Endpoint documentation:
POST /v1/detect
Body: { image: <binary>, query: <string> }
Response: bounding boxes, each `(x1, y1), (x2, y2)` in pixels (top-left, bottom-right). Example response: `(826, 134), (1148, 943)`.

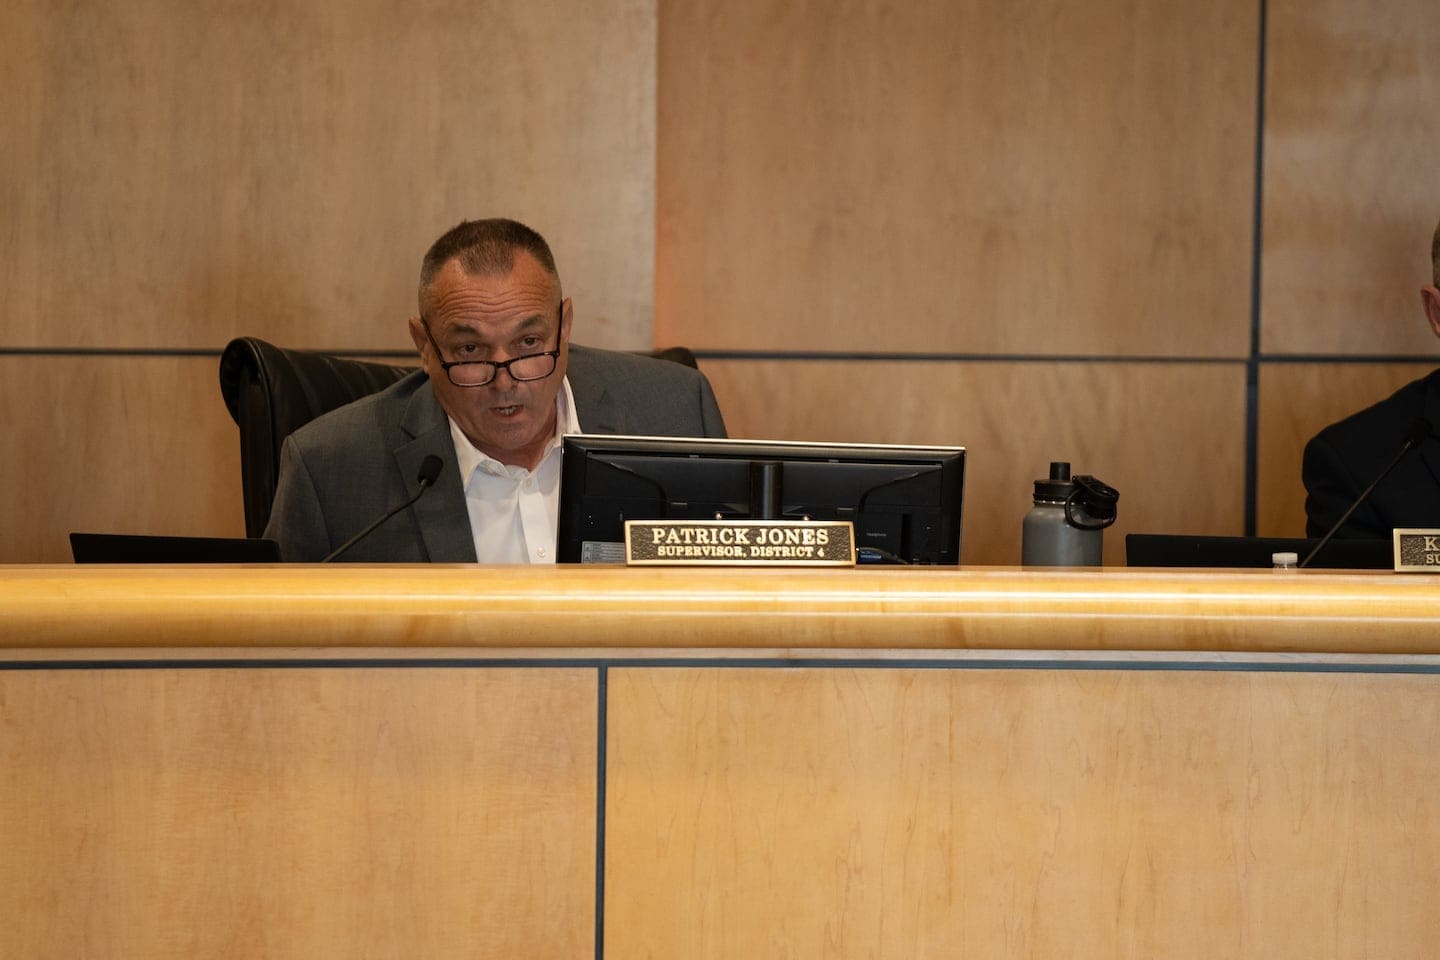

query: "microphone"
(1299, 417), (1432, 568)
(321, 455), (444, 562)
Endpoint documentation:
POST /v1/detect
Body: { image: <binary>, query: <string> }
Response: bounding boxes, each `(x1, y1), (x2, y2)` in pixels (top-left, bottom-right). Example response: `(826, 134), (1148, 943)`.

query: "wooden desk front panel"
(7, 568), (1440, 958)
(606, 666), (1440, 960)
(0, 666), (597, 960)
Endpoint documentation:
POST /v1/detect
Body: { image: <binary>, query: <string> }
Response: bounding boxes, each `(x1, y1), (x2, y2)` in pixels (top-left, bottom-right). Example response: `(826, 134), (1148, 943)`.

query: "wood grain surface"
(1262, 0), (1440, 356)
(0, 667), (597, 959)
(607, 666), (1440, 959)
(657, 0), (1258, 357)
(3, 0), (657, 352)
(6, 565), (1440, 654)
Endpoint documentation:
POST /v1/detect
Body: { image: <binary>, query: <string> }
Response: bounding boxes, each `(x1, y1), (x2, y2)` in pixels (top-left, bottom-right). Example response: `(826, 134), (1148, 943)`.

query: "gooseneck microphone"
(1299, 418), (1432, 568)
(321, 455), (445, 562)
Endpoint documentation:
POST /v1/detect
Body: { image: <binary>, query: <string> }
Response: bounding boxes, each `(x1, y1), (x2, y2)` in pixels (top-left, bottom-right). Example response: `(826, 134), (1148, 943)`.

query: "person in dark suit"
(1302, 218), (1440, 538)
(265, 218), (727, 561)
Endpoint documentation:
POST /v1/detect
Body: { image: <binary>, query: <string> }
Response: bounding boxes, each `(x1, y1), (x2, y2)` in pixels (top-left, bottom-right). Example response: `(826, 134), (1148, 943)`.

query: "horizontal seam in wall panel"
(6, 658), (1438, 675)
(1258, 354), (1440, 364)
(691, 351), (1248, 364)
(0, 347), (418, 359)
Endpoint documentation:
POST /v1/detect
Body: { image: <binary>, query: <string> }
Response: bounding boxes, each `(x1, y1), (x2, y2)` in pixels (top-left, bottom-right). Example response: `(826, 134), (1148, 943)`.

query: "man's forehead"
(424, 254), (559, 314)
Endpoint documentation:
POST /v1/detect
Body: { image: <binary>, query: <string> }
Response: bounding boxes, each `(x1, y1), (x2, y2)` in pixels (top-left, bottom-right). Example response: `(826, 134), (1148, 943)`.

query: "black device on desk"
(1125, 533), (1392, 570)
(557, 435), (966, 565)
(70, 532), (283, 564)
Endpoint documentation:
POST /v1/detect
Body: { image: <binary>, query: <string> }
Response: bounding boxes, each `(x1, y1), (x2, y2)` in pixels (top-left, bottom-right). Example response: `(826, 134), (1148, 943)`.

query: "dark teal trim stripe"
(595, 666), (608, 960)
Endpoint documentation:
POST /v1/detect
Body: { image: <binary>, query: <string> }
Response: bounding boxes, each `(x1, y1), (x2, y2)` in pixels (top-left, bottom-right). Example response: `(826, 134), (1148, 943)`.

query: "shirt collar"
(450, 376), (581, 484)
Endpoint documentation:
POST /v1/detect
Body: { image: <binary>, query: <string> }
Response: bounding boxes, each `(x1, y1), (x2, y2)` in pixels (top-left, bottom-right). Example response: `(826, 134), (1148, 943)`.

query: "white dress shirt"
(448, 378), (581, 563)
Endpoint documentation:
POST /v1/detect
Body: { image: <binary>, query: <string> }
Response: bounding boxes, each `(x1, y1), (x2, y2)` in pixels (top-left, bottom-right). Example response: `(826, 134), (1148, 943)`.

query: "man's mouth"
(493, 404), (523, 417)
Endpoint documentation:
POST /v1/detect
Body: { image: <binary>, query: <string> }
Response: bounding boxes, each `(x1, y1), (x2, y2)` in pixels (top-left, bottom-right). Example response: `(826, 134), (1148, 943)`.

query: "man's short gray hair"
(418, 218), (559, 313)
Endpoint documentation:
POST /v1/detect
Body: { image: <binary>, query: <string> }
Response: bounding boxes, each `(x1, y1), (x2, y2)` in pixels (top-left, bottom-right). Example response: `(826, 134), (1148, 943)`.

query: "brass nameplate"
(1393, 529), (1440, 572)
(624, 519), (855, 566)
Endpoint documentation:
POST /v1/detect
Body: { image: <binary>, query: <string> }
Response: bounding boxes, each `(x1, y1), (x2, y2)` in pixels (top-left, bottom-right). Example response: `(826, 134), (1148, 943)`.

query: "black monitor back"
(558, 435), (965, 564)
(1125, 533), (1391, 570)
(71, 532), (283, 564)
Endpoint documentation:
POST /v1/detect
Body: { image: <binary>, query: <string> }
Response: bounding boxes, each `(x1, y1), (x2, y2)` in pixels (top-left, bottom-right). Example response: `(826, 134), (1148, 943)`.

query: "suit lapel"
(396, 385), (477, 562)
(395, 347), (642, 562)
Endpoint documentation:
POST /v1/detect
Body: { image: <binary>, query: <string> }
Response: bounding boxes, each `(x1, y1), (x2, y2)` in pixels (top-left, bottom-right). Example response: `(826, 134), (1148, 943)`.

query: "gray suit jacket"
(264, 344), (728, 561)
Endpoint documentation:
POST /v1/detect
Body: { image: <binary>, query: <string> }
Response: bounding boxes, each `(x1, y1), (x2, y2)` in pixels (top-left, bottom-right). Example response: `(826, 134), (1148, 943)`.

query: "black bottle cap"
(1033, 460), (1075, 501)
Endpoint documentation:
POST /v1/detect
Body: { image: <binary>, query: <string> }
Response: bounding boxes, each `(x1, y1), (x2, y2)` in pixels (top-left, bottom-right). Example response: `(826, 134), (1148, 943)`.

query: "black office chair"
(219, 338), (415, 537)
(219, 336), (700, 538)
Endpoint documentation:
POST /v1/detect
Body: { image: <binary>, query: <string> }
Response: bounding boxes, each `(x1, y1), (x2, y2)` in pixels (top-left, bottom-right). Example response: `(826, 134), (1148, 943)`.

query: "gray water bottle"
(1021, 461), (1120, 566)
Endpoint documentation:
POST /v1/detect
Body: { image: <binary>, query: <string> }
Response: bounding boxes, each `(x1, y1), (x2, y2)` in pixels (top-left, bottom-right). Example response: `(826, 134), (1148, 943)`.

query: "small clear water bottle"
(1271, 551), (1298, 571)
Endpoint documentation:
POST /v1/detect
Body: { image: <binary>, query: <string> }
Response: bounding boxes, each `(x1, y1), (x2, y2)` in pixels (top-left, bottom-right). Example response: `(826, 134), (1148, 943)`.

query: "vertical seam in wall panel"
(1245, 0), (1270, 537)
(1245, 359), (1259, 535)
(595, 665), (608, 960)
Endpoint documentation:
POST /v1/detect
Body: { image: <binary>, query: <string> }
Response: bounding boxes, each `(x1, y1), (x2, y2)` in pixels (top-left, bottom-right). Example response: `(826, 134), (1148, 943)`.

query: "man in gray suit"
(265, 218), (727, 561)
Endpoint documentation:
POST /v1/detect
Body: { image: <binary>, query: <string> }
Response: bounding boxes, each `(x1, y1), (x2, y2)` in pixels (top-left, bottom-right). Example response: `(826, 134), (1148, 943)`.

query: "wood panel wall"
(4, 0), (1437, 562)
(1, 0), (657, 560)
(659, 0), (1440, 562)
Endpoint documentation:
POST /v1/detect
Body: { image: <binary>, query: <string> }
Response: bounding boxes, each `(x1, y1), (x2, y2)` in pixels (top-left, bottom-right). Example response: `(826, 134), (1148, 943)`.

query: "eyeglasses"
(419, 311), (563, 388)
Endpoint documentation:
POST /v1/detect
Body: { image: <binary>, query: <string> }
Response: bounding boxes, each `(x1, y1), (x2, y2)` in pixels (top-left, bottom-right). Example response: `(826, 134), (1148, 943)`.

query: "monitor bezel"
(557, 433), (966, 565)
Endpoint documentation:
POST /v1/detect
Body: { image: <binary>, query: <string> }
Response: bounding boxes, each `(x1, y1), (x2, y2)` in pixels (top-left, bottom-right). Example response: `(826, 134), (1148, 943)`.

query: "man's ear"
(1422, 286), (1440, 340)
(408, 316), (430, 359)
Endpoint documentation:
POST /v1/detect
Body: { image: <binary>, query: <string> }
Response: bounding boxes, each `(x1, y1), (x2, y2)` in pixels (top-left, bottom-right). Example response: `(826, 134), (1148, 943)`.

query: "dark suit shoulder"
(568, 343), (703, 386)
(1302, 368), (1440, 538)
(1308, 370), (1438, 461)
(285, 369), (434, 456)
(567, 343), (726, 438)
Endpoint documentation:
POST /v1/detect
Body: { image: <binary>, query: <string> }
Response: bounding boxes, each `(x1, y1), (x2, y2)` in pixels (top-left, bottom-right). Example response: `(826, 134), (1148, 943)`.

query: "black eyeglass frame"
(418, 305), (565, 388)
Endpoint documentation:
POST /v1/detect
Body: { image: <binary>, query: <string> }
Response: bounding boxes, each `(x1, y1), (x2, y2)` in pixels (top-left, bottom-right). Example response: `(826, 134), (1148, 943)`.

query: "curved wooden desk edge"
(3, 564), (1439, 654)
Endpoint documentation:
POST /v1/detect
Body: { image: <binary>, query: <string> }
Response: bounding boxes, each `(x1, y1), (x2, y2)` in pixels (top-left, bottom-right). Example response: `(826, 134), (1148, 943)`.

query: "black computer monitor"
(1124, 533), (1392, 569)
(70, 532), (283, 563)
(557, 435), (966, 564)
